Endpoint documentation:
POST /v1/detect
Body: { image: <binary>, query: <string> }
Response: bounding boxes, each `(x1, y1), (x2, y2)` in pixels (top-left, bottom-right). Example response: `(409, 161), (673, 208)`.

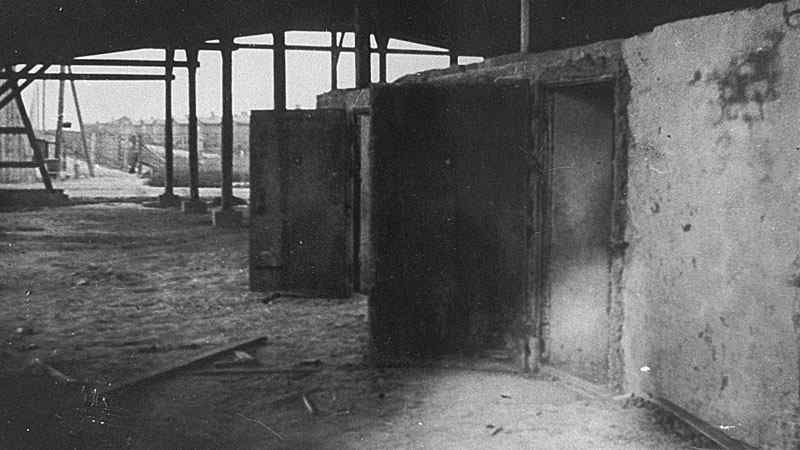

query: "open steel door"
(369, 82), (534, 364)
(249, 110), (352, 297)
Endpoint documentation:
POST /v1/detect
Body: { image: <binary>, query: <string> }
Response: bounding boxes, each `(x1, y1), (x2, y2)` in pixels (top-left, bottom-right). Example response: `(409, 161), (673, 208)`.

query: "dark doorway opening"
(545, 83), (615, 384)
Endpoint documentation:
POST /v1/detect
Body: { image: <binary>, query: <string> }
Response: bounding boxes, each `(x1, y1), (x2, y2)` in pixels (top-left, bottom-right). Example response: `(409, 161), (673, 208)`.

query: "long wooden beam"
(98, 336), (268, 396)
(0, 65), (51, 111)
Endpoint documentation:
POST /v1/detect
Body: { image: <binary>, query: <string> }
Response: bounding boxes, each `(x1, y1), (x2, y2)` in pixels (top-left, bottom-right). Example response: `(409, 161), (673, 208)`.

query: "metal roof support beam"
(186, 47), (201, 202)
(67, 59), (196, 68)
(330, 32), (340, 90)
(377, 35), (389, 83)
(0, 73), (174, 81)
(274, 31), (287, 112)
(354, 1), (371, 89)
(521, 0), (532, 52)
(220, 36), (235, 211)
(163, 47), (176, 199)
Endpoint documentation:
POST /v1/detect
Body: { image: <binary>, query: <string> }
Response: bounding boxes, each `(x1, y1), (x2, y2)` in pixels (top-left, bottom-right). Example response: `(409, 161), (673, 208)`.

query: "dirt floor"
(0, 198), (716, 449)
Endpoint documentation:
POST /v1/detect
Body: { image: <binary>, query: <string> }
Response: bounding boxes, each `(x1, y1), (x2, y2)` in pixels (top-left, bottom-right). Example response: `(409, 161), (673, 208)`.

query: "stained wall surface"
(621, 4), (800, 445)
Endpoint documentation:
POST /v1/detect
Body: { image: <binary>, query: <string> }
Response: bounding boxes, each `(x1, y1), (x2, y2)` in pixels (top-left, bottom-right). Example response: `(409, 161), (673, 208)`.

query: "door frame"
(532, 75), (629, 390)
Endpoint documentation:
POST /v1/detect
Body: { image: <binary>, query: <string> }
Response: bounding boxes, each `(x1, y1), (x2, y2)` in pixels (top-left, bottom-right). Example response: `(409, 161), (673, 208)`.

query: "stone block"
(212, 208), (243, 228)
(181, 199), (208, 215)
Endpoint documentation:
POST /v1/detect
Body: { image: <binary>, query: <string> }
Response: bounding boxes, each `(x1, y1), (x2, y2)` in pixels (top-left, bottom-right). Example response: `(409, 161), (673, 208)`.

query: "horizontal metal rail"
(201, 42), (451, 56)
(0, 73), (175, 81)
(68, 58), (197, 68)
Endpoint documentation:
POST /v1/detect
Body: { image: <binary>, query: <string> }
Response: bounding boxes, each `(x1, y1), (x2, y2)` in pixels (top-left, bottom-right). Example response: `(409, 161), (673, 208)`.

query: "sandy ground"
(0, 201), (714, 449)
(0, 164), (250, 201)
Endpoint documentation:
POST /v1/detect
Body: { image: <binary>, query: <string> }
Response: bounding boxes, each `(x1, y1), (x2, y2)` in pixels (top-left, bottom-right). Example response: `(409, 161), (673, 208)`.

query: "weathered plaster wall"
(621, 4), (800, 445)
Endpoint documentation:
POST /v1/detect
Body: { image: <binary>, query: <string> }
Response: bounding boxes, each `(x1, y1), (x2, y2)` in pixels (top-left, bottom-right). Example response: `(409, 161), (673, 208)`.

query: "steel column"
(354, 2), (371, 88)
(273, 31), (286, 112)
(187, 47), (200, 201)
(377, 36), (389, 83)
(164, 47), (175, 195)
(521, 0), (532, 52)
(220, 36), (234, 210)
(330, 31), (339, 90)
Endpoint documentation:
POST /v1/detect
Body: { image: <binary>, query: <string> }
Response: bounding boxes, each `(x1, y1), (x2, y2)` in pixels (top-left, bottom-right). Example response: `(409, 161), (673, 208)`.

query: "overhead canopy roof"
(0, 0), (778, 64)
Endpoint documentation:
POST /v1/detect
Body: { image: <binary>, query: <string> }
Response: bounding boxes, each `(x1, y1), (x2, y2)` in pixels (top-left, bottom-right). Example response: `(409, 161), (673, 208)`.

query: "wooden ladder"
(0, 66), (53, 192)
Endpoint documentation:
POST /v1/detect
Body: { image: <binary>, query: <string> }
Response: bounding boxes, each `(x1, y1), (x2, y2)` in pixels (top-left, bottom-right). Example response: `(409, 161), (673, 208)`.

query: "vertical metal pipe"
(273, 31), (286, 112)
(521, 0), (531, 53)
(221, 36), (234, 210)
(164, 47), (175, 195)
(354, 2), (371, 88)
(187, 47), (200, 201)
(330, 31), (338, 90)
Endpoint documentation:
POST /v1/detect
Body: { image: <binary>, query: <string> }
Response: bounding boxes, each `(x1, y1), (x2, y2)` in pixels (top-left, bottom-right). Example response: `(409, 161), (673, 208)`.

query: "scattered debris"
(214, 350), (259, 368)
(302, 393), (318, 415)
(75, 278), (89, 286)
(28, 357), (77, 384)
(14, 326), (34, 336)
(236, 413), (284, 441)
(99, 336), (268, 396)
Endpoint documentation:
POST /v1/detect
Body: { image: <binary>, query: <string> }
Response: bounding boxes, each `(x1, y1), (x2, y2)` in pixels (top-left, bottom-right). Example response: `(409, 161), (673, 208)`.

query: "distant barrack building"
(84, 112), (250, 156)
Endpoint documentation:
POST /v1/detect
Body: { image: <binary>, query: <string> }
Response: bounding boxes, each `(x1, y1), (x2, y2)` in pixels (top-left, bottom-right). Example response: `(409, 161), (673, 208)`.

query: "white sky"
(22, 32), (482, 130)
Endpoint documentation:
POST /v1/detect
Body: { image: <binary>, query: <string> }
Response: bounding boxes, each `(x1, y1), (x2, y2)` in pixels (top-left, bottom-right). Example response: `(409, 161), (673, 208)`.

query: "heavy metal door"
(369, 83), (533, 360)
(249, 110), (351, 297)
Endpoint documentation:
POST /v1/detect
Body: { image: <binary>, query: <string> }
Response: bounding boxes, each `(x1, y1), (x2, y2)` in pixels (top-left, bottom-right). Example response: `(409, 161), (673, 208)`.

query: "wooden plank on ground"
(99, 336), (268, 396)
(655, 397), (757, 450)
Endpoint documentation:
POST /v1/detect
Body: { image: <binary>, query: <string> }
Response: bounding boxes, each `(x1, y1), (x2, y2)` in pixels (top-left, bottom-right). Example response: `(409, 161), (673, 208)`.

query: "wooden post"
(449, 52), (458, 66)
(354, 2), (371, 88)
(164, 47), (175, 196)
(521, 0), (531, 53)
(54, 65), (65, 168)
(330, 31), (339, 90)
(187, 47), (200, 201)
(273, 31), (286, 112)
(6, 68), (53, 191)
(220, 36), (234, 211)
(67, 66), (93, 177)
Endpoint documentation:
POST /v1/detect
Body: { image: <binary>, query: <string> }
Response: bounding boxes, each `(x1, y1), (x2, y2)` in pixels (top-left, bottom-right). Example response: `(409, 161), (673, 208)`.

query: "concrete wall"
(250, 110), (351, 297)
(376, 3), (800, 446)
(621, 4), (800, 445)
